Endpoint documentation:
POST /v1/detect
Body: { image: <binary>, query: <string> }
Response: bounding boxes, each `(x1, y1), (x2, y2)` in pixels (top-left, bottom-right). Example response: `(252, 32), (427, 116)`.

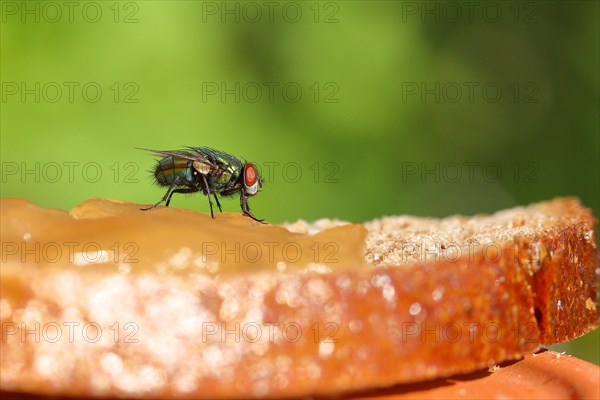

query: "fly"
(139, 147), (265, 223)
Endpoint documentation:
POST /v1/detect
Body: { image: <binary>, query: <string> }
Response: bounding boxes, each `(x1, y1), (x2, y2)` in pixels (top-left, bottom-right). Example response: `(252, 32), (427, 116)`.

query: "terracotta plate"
(1, 350), (598, 399)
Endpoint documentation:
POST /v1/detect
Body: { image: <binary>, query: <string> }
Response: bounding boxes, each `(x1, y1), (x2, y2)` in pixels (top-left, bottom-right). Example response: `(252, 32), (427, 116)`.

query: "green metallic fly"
(139, 147), (265, 223)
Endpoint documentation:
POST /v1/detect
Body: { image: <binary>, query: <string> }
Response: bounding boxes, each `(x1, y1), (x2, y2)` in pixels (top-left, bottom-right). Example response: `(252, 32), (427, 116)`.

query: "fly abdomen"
(154, 156), (194, 186)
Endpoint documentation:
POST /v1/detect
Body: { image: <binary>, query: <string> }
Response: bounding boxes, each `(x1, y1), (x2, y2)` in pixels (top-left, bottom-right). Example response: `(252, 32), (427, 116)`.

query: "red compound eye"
(245, 164), (257, 187)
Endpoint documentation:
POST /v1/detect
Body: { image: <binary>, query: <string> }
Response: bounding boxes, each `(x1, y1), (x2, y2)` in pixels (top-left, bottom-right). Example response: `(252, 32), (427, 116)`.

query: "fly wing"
(136, 147), (202, 161)
(187, 147), (243, 170)
(136, 148), (217, 174)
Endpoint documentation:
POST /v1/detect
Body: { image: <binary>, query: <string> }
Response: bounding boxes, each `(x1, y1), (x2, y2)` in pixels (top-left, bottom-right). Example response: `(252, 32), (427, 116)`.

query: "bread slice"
(286, 197), (599, 345)
(0, 197), (597, 398)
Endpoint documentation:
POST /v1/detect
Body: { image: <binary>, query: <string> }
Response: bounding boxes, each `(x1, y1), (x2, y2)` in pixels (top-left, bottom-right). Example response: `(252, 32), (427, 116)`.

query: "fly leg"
(165, 190), (176, 207)
(200, 174), (215, 219)
(214, 194), (223, 212)
(240, 192), (265, 223)
(141, 183), (177, 211)
(142, 177), (193, 211)
(166, 188), (197, 206)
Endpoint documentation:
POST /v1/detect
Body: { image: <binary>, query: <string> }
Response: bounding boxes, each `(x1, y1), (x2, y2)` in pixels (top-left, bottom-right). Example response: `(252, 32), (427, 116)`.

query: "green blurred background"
(1, 1), (598, 363)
